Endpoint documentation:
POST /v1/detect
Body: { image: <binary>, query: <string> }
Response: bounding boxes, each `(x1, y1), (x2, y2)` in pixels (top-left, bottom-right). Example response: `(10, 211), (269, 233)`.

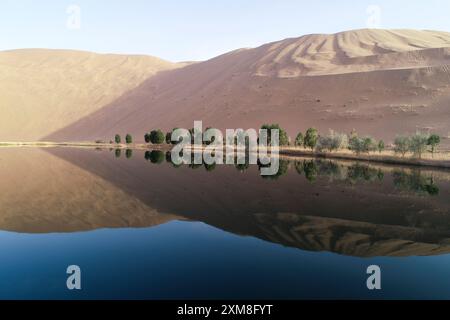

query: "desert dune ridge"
(1, 28), (450, 146)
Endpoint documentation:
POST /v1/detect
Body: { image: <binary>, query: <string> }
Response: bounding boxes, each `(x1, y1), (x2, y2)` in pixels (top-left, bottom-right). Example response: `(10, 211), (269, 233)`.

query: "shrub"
(114, 134), (121, 144)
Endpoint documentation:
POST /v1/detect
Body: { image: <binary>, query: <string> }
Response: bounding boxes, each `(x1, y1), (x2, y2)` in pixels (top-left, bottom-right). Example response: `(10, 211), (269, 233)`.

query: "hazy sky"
(1, 0), (450, 61)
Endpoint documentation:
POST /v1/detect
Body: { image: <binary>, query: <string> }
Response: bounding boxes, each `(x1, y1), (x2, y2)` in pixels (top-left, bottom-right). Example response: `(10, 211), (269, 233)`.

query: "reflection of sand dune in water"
(0, 148), (176, 233)
(255, 213), (450, 257)
(43, 148), (450, 258)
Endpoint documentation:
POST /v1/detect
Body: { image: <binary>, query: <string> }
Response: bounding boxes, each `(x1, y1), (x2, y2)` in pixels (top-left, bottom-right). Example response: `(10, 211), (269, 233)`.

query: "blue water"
(1, 147), (450, 300)
(1, 221), (450, 300)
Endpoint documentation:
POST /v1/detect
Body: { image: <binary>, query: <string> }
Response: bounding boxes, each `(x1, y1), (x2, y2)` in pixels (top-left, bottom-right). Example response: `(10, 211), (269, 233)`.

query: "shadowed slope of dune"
(0, 49), (179, 141)
(0, 148), (176, 233)
(46, 29), (450, 144)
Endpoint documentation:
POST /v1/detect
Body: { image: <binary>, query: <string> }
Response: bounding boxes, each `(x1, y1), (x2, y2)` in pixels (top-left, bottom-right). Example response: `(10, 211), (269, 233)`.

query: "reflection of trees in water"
(295, 160), (341, 183)
(145, 150), (165, 164)
(295, 160), (384, 184)
(302, 160), (318, 183)
(346, 164), (384, 184)
(204, 163), (217, 172)
(115, 149), (121, 158)
(258, 159), (289, 180)
(157, 150), (440, 196)
(125, 149), (133, 159)
(292, 160), (438, 196)
(393, 169), (440, 196)
(235, 162), (250, 172)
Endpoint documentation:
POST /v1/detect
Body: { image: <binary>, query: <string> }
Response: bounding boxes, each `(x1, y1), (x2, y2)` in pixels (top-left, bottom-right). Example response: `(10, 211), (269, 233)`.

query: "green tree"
(125, 134), (133, 144)
(260, 124), (289, 146)
(363, 137), (377, 153)
(304, 128), (319, 150)
(316, 130), (348, 152)
(149, 130), (165, 144)
(394, 136), (410, 157)
(349, 135), (376, 154)
(295, 132), (304, 147)
(427, 134), (441, 155)
(114, 134), (121, 144)
(144, 133), (151, 143)
(409, 132), (429, 158)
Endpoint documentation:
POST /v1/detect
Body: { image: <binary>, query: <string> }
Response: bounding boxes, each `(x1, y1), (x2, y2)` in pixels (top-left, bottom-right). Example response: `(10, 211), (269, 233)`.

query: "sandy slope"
(0, 49), (178, 141)
(45, 29), (450, 144)
(252, 29), (450, 77)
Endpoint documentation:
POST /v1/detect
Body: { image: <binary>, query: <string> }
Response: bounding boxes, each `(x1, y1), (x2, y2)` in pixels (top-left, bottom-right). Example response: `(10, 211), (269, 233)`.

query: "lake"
(0, 147), (450, 300)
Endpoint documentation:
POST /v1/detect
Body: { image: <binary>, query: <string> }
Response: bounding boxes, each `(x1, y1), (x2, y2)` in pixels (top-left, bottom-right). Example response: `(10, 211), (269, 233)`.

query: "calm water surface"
(0, 147), (449, 299)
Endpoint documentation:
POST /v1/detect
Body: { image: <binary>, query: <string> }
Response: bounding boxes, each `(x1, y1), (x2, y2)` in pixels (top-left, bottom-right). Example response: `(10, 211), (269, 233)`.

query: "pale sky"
(1, 0), (450, 62)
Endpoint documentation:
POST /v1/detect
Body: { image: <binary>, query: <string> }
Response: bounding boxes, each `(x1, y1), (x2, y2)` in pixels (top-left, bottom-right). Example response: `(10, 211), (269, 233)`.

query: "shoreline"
(1, 141), (450, 170)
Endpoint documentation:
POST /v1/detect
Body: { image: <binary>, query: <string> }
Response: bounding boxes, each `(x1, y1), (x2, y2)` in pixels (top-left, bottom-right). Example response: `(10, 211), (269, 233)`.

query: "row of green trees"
(114, 134), (133, 144)
(113, 125), (442, 159)
(393, 133), (441, 158)
(294, 128), (440, 158)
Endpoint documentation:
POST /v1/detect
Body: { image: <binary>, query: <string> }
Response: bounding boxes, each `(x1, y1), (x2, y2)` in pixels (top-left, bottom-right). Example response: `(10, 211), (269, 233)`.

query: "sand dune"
(46, 29), (450, 144)
(252, 29), (450, 77)
(0, 49), (178, 141)
(1, 29), (450, 144)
